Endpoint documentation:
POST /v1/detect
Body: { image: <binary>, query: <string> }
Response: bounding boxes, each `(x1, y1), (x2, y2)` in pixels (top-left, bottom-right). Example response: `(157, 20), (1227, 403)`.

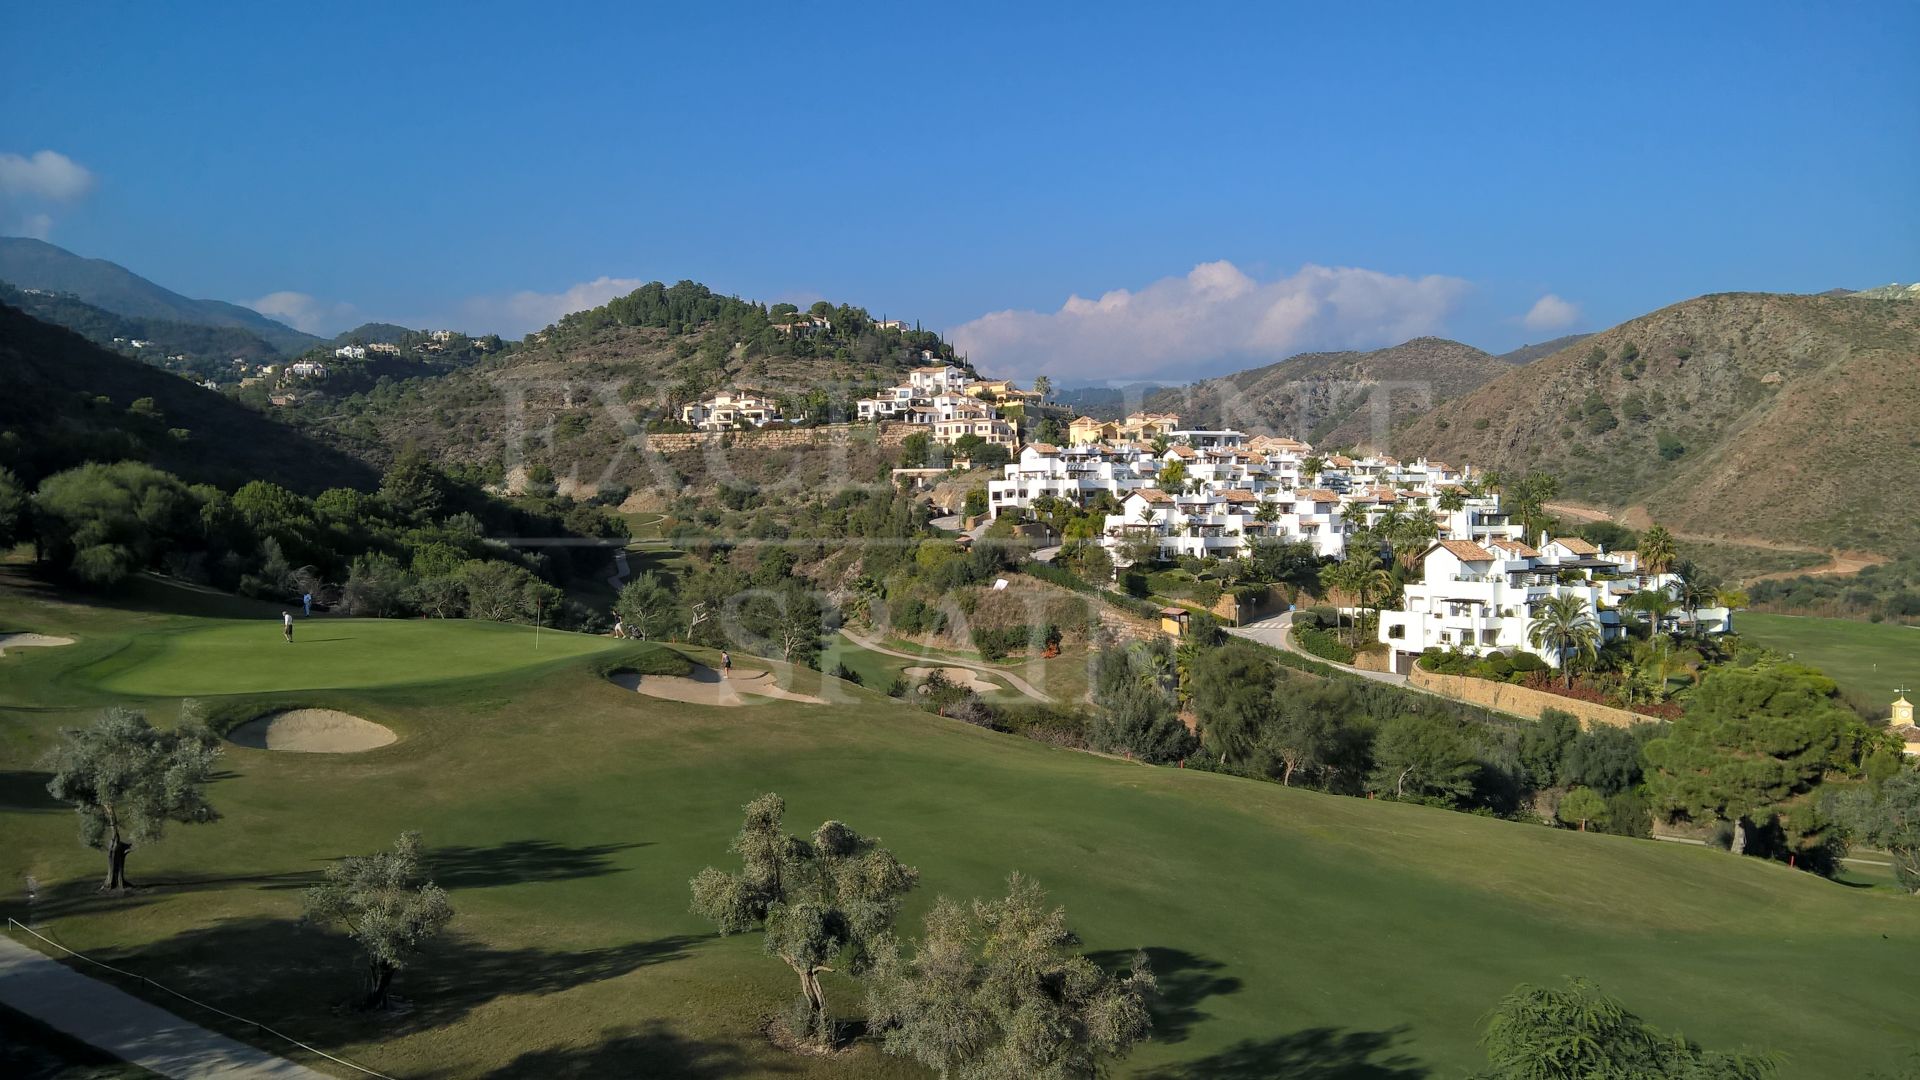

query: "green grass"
(3, 574), (1920, 1077)
(0, 1005), (155, 1079)
(79, 618), (620, 697)
(1736, 612), (1920, 702)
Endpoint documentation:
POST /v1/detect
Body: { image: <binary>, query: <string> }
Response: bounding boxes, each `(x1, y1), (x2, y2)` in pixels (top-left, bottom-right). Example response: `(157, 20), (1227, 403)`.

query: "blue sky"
(2, 2), (1915, 380)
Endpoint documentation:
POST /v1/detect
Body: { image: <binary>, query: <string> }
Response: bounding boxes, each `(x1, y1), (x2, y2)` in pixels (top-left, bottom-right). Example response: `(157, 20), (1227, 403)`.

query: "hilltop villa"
(680, 390), (788, 431)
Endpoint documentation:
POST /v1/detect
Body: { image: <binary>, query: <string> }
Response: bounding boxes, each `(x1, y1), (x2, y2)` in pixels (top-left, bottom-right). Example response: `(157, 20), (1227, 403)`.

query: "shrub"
(1293, 626), (1355, 664)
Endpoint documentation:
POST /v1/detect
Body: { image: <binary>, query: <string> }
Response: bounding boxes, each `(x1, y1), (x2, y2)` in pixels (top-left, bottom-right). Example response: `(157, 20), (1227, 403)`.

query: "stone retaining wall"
(1408, 667), (1644, 728)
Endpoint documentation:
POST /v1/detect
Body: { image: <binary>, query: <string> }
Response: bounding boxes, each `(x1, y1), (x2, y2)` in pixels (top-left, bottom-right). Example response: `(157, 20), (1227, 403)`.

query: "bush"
(828, 663), (862, 686)
(1509, 652), (1549, 674)
(1293, 626), (1355, 664)
(971, 623), (1061, 661)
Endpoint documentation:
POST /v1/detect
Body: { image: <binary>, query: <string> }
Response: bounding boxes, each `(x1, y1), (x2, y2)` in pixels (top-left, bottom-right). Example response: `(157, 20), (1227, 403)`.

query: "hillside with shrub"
(0, 302), (374, 494)
(1397, 293), (1920, 556)
(282, 280), (968, 485)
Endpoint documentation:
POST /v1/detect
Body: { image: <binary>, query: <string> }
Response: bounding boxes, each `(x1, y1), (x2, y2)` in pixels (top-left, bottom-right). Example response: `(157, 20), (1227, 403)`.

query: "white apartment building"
(289, 361), (329, 378)
(1377, 536), (1731, 673)
(681, 389), (785, 431)
(933, 414), (1015, 447)
(334, 344), (367, 360)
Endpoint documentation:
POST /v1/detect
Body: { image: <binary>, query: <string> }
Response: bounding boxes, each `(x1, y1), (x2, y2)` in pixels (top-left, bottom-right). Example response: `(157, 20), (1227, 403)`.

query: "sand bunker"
(612, 664), (825, 706)
(0, 633), (74, 656)
(905, 666), (1002, 694)
(228, 709), (396, 753)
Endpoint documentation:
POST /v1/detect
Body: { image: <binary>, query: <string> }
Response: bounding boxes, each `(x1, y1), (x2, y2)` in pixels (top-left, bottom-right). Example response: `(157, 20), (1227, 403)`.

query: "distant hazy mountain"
(0, 237), (321, 355)
(0, 282), (282, 364)
(1497, 333), (1592, 365)
(1118, 337), (1512, 448)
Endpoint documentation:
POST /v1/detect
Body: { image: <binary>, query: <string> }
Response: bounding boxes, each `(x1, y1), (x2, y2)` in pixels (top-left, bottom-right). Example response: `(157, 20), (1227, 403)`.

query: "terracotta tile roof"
(1328, 454), (1354, 467)
(1437, 539), (1497, 561)
(1133, 489), (1175, 504)
(1216, 488), (1259, 504)
(1552, 537), (1600, 555)
(911, 364), (955, 373)
(1425, 460), (1452, 472)
(1027, 443), (1060, 454)
(1167, 444), (1197, 458)
(1489, 538), (1542, 557)
(1296, 488), (1339, 502)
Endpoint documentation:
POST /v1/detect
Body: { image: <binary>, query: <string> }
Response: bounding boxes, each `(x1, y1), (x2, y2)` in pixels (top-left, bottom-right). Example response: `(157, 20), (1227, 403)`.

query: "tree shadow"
(430, 1020), (789, 1079)
(424, 839), (649, 890)
(1088, 946), (1242, 1044)
(28, 867), (322, 920)
(93, 915), (706, 1040)
(1141, 1025), (1430, 1080)
(0, 769), (59, 811)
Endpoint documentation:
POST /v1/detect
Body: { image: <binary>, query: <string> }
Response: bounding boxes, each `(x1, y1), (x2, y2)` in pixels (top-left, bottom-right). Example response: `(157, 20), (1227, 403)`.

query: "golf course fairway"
(2, 576), (1916, 1078)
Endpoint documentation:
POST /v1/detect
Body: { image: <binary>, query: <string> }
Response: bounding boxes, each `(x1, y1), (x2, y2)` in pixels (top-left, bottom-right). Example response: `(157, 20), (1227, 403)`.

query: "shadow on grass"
(1141, 1025), (1430, 1080)
(0, 769), (59, 812)
(1088, 946), (1243, 1044)
(92, 916), (706, 1040)
(430, 1020), (788, 1079)
(30, 868), (322, 920)
(425, 839), (648, 890)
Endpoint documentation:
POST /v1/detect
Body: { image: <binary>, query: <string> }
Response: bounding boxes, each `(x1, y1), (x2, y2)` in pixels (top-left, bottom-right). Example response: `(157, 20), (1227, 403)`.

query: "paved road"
(0, 935), (332, 1079)
(1228, 611), (1410, 687)
(839, 628), (1055, 703)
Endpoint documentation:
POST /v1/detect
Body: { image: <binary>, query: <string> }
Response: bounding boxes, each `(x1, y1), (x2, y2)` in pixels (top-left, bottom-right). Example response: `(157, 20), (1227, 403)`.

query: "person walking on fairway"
(302, 592), (312, 617)
(282, 611), (294, 644)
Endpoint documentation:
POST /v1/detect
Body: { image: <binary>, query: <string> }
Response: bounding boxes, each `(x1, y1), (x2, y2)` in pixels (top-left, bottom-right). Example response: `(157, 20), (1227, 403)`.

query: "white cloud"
(1520, 293), (1581, 333)
(454, 276), (647, 337)
(1, 149), (96, 238)
(249, 291), (359, 335)
(0, 150), (95, 202)
(949, 261), (1471, 380)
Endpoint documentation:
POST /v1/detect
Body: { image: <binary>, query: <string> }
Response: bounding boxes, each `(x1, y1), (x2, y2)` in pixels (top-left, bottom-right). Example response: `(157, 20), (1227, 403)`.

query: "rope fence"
(5, 917), (399, 1080)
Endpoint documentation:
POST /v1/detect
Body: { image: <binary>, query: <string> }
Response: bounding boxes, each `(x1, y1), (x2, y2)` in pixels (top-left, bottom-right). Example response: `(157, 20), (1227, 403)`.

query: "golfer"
(282, 611), (294, 644)
(720, 650), (731, 677)
(302, 592), (313, 617)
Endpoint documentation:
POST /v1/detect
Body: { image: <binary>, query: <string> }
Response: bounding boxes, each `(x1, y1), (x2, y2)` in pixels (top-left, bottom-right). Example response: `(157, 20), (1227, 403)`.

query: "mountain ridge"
(0, 237), (321, 354)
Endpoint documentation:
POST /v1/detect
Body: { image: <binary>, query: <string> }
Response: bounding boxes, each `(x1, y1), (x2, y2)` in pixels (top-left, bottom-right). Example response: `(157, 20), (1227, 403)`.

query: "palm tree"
(1527, 593), (1600, 688)
(1032, 375), (1052, 402)
(1436, 487), (1468, 516)
(1301, 456), (1325, 483)
(1317, 560), (1357, 643)
(1626, 589), (1678, 635)
(1639, 524), (1676, 576)
(1254, 500), (1280, 527)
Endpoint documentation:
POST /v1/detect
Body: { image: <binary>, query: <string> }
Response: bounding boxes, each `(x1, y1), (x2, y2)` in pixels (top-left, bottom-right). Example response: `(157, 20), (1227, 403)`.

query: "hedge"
(1292, 626), (1356, 664)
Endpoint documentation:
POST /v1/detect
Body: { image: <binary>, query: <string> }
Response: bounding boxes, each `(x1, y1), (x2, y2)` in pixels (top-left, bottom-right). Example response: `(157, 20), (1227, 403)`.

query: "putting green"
(86, 618), (620, 696)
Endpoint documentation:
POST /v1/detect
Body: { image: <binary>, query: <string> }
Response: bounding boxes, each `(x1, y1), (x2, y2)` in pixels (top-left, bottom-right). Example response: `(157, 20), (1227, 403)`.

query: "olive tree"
(1828, 768), (1920, 893)
(866, 873), (1156, 1080)
(303, 831), (454, 1010)
(689, 793), (917, 1047)
(42, 707), (221, 892)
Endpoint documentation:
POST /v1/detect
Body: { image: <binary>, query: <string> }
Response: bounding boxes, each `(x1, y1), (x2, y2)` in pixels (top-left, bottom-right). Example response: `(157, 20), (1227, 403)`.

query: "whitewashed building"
(1377, 536), (1731, 672)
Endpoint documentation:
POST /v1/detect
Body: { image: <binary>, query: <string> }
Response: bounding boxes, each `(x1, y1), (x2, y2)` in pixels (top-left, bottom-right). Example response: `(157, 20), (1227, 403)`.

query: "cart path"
(0, 934), (334, 1079)
(837, 628), (1054, 702)
(1544, 501), (1887, 582)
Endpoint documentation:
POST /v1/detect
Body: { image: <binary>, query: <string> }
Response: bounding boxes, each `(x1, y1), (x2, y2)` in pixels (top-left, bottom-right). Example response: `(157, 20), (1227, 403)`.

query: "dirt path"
(1544, 501), (1888, 582)
(839, 629), (1053, 703)
(0, 934), (334, 1079)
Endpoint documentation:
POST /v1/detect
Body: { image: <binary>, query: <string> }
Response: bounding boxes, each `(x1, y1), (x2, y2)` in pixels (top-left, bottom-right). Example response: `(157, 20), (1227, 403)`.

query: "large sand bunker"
(612, 664), (825, 706)
(905, 666), (1002, 693)
(0, 633), (74, 656)
(228, 709), (397, 753)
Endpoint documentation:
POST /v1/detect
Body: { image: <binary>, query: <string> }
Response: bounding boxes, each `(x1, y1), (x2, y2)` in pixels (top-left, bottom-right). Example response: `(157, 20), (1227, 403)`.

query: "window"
(1388, 625), (1405, 639)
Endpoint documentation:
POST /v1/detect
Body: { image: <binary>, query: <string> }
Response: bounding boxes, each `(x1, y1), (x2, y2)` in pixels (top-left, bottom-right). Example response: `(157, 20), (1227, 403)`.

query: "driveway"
(1228, 611), (1409, 687)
